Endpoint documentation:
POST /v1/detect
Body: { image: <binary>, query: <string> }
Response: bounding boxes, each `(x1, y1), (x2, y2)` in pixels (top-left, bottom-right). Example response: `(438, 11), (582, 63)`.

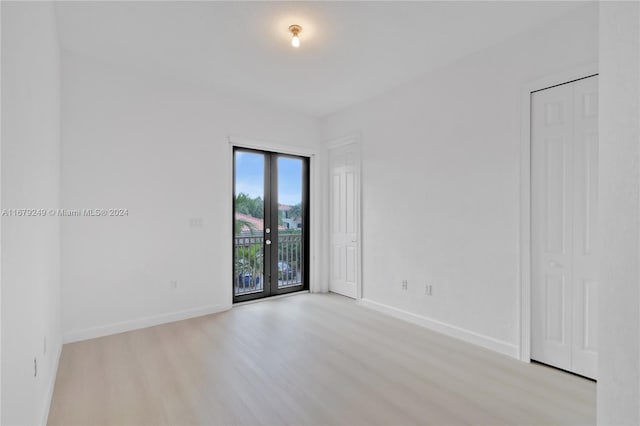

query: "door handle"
(265, 239), (271, 245)
(548, 260), (563, 268)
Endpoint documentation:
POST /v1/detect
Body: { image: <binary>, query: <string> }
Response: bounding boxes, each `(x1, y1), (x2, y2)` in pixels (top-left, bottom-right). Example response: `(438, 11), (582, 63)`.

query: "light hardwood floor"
(48, 293), (595, 425)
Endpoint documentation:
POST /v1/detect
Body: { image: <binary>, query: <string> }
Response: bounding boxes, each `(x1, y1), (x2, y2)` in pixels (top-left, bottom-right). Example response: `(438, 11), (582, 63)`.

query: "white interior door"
(328, 142), (360, 299)
(570, 76), (599, 378)
(531, 75), (598, 379)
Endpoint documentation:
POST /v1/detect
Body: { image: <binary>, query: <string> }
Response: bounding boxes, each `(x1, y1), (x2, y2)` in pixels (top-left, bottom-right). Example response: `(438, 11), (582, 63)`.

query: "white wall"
(322, 6), (598, 354)
(61, 53), (321, 341)
(1, 2), (62, 425)
(597, 2), (640, 424)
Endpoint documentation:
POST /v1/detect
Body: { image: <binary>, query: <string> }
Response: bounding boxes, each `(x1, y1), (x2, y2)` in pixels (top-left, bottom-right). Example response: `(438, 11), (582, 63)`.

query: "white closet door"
(570, 76), (598, 379)
(531, 75), (598, 380)
(329, 143), (360, 299)
(531, 82), (575, 373)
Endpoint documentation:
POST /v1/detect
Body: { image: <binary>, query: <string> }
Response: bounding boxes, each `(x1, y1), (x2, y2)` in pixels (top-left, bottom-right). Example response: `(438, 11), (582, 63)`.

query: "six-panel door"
(531, 75), (598, 379)
(329, 143), (360, 299)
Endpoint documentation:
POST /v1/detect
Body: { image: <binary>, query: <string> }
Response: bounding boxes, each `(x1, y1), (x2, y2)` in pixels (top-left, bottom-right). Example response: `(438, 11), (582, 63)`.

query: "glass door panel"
(277, 157), (304, 289)
(233, 150), (265, 298)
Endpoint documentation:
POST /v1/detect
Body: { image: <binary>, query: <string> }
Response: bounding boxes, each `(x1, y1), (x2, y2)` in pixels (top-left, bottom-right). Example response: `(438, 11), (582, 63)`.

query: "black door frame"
(232, 147), (310, 303)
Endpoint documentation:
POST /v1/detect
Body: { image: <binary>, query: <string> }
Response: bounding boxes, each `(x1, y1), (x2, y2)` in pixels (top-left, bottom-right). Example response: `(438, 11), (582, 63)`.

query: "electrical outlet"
(425, 284), (434, 296)
(189, 218), (203, 228)
(169, 280), (178, 288)
(401, 280), (408, 290)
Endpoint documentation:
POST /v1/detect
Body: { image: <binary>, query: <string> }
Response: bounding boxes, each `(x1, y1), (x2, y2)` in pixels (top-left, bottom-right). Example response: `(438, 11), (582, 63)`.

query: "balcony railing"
(234, 232), (302, 296)
(277, 233), (302, 289)
(234, 235), (264, 295)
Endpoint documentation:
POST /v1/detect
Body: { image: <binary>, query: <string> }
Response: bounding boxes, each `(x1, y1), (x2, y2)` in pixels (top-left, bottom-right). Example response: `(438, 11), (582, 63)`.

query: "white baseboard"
(40, 342), (62, 425)
(62, 303), (231, 344)
(357, 298), (519, 359)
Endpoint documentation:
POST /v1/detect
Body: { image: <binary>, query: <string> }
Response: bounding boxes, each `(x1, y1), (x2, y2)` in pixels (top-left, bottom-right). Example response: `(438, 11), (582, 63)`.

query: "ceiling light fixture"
(289, 24), (302, 48)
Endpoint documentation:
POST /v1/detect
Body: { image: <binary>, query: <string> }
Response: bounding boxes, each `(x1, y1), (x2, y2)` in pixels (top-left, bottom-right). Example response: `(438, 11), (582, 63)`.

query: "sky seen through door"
(235, 151), (302, 206)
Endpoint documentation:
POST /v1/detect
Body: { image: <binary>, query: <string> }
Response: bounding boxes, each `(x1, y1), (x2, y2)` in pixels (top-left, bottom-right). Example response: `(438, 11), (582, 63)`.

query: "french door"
(233, 147), (309, 303)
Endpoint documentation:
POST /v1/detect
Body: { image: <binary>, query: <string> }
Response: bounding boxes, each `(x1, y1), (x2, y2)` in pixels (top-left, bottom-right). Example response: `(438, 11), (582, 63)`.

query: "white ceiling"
(55, 1), (593, 117)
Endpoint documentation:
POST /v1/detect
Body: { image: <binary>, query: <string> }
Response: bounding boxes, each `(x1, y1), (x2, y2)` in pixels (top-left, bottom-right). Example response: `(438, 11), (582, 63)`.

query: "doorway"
(530, 75), (598, 379)
(233, 147), (309, 303)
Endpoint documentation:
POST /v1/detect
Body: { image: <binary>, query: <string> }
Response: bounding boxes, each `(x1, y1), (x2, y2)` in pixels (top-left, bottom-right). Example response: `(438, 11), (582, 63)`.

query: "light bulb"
(289, 25), (302, 48)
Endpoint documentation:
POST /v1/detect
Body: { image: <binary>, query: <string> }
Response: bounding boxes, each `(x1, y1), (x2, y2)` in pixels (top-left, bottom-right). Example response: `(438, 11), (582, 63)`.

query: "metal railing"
(277, 233), (302, 288)
(234, 235), (264, 295)
(234, 232), (302, 295)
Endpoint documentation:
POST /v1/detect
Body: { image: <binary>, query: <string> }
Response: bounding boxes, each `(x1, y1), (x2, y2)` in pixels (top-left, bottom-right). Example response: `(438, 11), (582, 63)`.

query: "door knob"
(548, 260), (563, 268)
(265, 240), (272, 245)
